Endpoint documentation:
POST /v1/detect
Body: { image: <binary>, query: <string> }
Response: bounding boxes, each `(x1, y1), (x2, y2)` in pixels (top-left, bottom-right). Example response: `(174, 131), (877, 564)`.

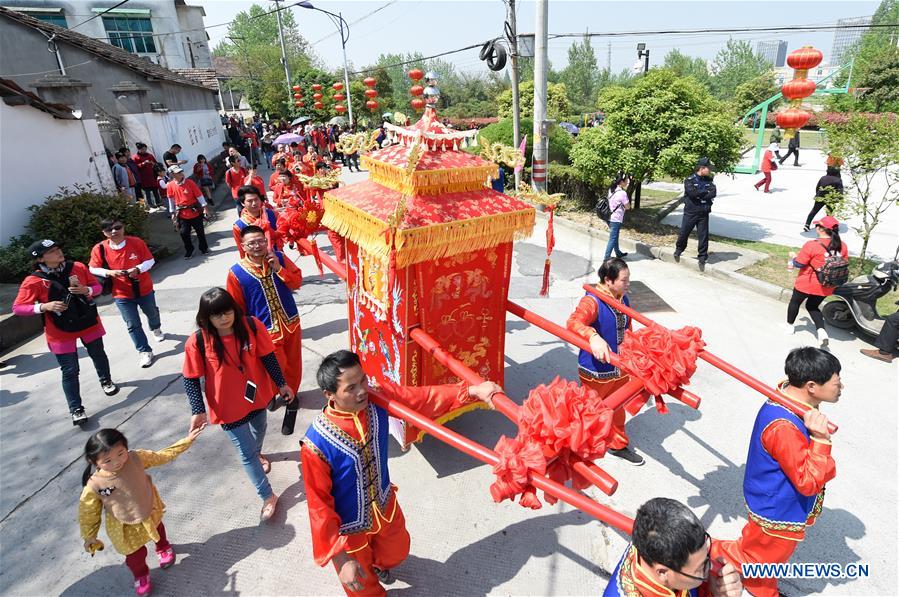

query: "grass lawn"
(557, 190), (898, 313)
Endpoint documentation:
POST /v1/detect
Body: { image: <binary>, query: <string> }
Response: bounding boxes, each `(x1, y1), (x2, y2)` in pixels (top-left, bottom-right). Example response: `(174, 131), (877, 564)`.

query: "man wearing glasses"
(89, 219), (166, 368)
(604, 497), (742, 596)
(226, 225), (303, 435)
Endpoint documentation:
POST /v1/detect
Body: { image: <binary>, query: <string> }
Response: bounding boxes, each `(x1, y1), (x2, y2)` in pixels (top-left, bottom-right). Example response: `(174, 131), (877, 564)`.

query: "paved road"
(0, 167), (895, 596)
(663, 149), (899, 261)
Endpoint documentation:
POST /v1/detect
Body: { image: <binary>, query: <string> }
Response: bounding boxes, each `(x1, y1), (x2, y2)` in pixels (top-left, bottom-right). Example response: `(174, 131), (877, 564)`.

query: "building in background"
(0, 7), (224, 242)
(831, 16), (872, 66)
(756, 40), (788, 67)
(773, 64), (842, 88)
(1, 0), (212, 70)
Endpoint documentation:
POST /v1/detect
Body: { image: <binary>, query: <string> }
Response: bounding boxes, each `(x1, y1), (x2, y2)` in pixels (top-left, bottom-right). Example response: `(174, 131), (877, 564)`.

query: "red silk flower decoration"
(617, 324), (705, 396)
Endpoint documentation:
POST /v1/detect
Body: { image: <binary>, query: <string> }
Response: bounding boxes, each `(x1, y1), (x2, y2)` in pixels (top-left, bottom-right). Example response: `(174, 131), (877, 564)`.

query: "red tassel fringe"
(539, 258), (551, 297)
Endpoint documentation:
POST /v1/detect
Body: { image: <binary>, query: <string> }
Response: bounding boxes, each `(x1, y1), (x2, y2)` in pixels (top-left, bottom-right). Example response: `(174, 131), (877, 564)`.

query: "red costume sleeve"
(380, 380), (470, 420)
(761, 420), (836, 496)
(276, 254), (302, 291)
(566, 295), (600, 342)
(225, 270), (247, 313)
(232, 225), (246, 259)
(300, 443), (350, 566)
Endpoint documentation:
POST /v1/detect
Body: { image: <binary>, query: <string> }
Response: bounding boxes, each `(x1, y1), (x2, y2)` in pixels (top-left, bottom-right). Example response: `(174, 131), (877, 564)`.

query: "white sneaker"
(139, 351), (154, 368)
(151, 329), (166, 342)
(816, 328), (829, 349)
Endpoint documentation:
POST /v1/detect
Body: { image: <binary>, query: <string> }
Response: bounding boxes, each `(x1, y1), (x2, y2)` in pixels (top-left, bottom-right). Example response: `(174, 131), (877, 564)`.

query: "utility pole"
(531, 0), (549, 193)
(273, 0), (293, 110)
(506, 0), (521, 190)
(606, 42), (611, 72)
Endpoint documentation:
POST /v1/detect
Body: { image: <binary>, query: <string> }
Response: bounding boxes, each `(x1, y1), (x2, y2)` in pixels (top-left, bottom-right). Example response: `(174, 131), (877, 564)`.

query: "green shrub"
(546, 164), (605, 212)
(478, 118), (574, 165)
(0, 235), (36, 283)
(27, 184), (148, 265)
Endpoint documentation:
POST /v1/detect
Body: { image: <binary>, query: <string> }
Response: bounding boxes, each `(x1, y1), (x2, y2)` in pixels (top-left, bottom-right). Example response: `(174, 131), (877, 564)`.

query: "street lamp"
(298, 1), (354, 126)
(636, 42), (650, 74)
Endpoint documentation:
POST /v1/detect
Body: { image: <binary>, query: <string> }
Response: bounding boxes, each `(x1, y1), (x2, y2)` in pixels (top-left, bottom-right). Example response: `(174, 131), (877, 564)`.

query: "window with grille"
(33, 13), (68, 27)
(102, 16), (156, 54)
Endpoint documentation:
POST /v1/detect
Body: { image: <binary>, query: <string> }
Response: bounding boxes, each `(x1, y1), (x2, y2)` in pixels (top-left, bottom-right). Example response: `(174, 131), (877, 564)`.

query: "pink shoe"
(156, 546), (176, 568)
(134, 574), (152, 596)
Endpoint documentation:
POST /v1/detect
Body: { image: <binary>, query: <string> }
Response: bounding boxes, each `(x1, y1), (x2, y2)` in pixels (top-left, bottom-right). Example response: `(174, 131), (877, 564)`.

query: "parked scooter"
(822, 251), (899, 347)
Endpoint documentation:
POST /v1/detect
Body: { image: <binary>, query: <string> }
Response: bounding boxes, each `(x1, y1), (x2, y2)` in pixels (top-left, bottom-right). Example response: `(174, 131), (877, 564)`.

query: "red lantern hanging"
(363, 76), (377, 87)
(364, 88), (378, 99)
(786, 47), (824, 71)
(312, 83), (322, 91)
(292, 85), (301, 91)
(410, 97), (425, 111)
(335, 104), (347, 114)
(312, 92), (323, 101)
(333, 93), (346, 102)
(781, 78), (816, 101)
(408, 69), (424, 81)
(775, 107), (811, 131)
(366, 100), (379, 111)
(410, 85), (424, 97)
(332, 82), (344, 91)
(293, 93), (302, 99)
(297, 100), (305, 107)
(314, 101), (324, 110)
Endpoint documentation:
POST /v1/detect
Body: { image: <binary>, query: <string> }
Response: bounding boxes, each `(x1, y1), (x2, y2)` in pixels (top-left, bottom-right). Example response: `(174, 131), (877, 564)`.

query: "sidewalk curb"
(537, 210), (792, 304)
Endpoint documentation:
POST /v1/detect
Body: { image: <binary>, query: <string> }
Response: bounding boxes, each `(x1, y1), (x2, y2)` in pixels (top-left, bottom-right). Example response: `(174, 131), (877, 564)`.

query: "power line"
(67, 0), (130, 32)
(548, 22), (898, 40)
(309, 0), (398, 45)
(349, 43), (484, 75)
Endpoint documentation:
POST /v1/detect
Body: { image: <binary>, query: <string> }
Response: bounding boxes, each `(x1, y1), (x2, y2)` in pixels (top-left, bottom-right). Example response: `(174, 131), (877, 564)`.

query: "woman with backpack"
(12, 240), (119, 426)
(603, 173), (630, 261)
(182, 288), (293, 521)
(786, 215), (849, 348)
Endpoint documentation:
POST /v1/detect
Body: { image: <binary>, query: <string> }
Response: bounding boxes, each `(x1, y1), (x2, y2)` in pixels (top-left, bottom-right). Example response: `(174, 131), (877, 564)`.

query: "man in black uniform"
(674, 157), (716, 272)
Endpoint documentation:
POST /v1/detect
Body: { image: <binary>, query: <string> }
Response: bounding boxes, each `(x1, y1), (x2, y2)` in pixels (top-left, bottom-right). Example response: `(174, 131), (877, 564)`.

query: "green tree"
(496, 80), (571, 120)
(822, 113), (899, 263)
(856, 45), (899, 112)
(560, 35), (599, 110)
(732, 71), (778, 115)
(570, 69), (743, 208)
(662, 49), (711, 88)
(213, 4), (316, 117)
(709, 39), (771, 99)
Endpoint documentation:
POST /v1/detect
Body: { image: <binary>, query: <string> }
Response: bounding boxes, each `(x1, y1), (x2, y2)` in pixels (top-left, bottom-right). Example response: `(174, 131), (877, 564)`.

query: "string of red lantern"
(775, 46), (822, 140)
(363, 76), (379, 112)
(408, 69), (425, 112)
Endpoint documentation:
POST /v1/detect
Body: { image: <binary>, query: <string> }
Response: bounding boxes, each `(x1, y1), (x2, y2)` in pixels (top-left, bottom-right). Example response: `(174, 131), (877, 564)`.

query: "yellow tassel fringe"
(361, 155), (497, 196)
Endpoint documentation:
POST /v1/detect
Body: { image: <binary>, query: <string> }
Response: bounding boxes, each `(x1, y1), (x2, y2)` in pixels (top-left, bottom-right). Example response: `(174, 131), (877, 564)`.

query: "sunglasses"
(103, 224), (124, 233)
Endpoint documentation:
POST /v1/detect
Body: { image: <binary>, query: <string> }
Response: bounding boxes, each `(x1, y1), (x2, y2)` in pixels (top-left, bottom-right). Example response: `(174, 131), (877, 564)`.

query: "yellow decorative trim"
(360, 155), (498, 196)
(323, 195), (535, 269)
(411, 400), (488, 443)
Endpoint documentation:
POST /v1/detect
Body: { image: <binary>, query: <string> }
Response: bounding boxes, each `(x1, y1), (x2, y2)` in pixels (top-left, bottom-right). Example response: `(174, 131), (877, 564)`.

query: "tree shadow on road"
(59, 523), (297, 596)
(389, 509), (597, 596)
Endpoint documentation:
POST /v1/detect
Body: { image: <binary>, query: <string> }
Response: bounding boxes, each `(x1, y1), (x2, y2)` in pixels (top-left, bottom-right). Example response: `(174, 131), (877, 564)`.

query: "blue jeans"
(115, 291), (161, 354)
(54, 337), (112, 413)
(604, 221), (625, 260)
(223, 409), (273, 500)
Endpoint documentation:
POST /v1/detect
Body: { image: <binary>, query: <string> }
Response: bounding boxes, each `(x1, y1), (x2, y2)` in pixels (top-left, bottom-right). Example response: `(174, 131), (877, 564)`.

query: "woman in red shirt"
(224, 157), (248, 210)
(12, 240), (118, 426)
(754, 143), (778, 193)
(183, 288), (293, 521)
(787, 215), (848, 348)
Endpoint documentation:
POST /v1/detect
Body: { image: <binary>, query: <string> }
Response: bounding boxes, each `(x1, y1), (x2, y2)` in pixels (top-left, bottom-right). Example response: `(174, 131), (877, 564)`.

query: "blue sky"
(196, 0), (878, 73)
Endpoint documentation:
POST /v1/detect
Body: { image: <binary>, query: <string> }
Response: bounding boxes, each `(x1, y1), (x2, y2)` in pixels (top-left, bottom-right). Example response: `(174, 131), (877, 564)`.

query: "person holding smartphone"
(226, 226), (304, 435)
(183, 288), (293, 522)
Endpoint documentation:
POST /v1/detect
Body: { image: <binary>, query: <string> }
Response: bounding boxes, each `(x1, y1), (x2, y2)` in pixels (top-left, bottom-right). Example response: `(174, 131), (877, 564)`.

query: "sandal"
(260, 494), (278, 522)
(259, 454), (271, 474)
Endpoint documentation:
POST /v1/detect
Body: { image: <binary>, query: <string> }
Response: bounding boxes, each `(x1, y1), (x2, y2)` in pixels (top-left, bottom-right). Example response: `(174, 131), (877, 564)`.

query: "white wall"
(0, 102), (114, 244)
(120, 109), (225, 166)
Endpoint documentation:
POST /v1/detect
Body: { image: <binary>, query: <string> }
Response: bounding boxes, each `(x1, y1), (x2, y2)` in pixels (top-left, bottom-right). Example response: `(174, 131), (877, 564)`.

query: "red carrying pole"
(368, 387), (634, 534)
(409, 327), (619, 496)
(505, 300), (699, 410)
(581, 284), (838, 434)
(297, 237), (347, 281)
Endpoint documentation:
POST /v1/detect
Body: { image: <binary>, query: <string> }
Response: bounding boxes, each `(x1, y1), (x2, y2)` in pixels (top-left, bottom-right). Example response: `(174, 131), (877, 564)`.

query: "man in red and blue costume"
(604, 498), (742, 597)
(301, 350), (500, 596)
(718, 347), (840, 597)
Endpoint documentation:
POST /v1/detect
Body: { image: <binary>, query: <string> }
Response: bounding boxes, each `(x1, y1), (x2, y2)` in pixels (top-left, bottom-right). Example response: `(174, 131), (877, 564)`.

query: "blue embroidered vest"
(234, 209), (278, 233)
(744, 401), (821, 532)
(229, 252), (298, 334)
(303, 403), (392, 535)
(604, 544), (699, 597)
(578, 293), (629, 379)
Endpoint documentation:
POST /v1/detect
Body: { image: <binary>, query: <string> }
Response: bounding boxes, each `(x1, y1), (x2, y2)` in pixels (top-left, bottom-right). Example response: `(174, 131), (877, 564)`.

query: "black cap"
(28, 239), (58, 257)
(696, 157), (713, 169)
